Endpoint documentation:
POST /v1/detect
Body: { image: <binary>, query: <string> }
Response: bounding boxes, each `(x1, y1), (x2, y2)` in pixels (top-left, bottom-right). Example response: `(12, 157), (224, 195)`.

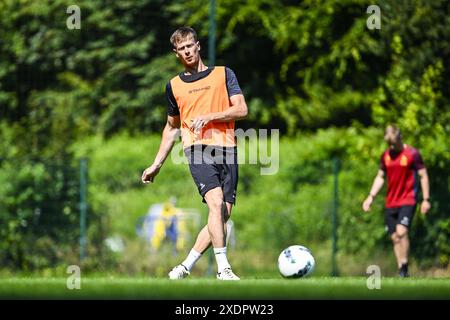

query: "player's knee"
(396, 225), (408, 238)
(391, 233), (400, 243)
(205, 188), (224, 209)
(396, 229), (408, 239)
(207, 197), (224, 214)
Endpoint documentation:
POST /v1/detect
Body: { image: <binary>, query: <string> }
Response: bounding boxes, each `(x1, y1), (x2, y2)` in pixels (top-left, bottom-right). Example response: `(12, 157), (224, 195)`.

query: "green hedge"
(69, 129), (449, 270)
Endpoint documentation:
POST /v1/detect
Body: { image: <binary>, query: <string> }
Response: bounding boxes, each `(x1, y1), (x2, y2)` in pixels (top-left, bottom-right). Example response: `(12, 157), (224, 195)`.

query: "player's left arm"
(190, 94), (248, 131)
(413, 148), (430, 214)
(212, 94), (248, 121)
(417, 168), (431, 214)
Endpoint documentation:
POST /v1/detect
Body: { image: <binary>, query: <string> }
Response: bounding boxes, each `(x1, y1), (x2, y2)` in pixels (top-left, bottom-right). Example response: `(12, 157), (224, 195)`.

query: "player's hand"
(362, 195), (374, 212)
(420, 200), (431, 215)
(190, 114), (213, 132)
(141, 164), (161, 184)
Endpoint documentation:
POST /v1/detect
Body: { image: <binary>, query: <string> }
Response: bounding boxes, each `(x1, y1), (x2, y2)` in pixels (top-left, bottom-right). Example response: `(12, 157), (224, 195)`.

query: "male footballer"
(362, 124), (431, 277)
(141, 26), (247, 280)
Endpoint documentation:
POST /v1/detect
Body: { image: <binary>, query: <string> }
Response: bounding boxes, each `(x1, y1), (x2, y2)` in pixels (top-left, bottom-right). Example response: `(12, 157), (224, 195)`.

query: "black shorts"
(384, 205), (417, 235)
(184, 145), (238, 205)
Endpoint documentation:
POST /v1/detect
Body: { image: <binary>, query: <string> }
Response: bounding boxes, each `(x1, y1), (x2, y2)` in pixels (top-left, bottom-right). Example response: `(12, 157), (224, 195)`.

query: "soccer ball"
(278, 245), (315, 278)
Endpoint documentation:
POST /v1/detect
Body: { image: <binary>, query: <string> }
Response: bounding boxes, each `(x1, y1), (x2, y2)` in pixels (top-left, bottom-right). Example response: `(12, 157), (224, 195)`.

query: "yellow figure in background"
(150, 198), (187, 251)
(176, 213), (188, 252)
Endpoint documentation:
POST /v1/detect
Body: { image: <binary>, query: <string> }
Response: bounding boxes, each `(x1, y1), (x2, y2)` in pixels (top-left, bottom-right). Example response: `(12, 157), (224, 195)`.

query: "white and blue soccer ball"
(278, 245), (315, 278)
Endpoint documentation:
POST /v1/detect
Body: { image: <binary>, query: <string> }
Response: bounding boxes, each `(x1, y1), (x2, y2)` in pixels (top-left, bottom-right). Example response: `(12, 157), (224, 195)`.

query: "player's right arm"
(141, 115), (180, 184)
(362, 169), (385, 212)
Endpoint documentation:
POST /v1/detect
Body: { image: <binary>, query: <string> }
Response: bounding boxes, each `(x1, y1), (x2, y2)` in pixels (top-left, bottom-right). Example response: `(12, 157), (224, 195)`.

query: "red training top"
(380, 144), (425, 208)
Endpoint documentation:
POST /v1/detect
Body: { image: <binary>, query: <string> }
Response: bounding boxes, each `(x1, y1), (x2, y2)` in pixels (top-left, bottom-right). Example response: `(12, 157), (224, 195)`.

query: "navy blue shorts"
(184, 145), (238, 205)
(384, 205), (417, 235)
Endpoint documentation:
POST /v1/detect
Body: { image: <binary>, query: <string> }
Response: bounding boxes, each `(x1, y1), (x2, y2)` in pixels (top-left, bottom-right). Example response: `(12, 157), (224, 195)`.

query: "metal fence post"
(332, 157), (339, 276)
(208, 0), (216, 67)
(79, 158), (88, 261)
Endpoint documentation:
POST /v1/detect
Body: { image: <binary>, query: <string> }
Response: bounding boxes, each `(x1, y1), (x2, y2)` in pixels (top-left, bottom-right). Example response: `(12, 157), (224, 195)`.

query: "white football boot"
(168, 264), (190, 280)
(216, 268), (240, 280)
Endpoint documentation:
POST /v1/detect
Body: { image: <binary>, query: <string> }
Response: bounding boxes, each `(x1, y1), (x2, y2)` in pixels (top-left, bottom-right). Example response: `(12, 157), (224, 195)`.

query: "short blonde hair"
(170, 26), (198, 48)
(386, 124), (402, 138)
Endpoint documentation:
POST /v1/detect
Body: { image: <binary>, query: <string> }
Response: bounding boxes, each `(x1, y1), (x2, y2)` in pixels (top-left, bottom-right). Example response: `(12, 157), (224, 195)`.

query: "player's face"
(384, 127), (400, 145)
(173, 37), (200, 67)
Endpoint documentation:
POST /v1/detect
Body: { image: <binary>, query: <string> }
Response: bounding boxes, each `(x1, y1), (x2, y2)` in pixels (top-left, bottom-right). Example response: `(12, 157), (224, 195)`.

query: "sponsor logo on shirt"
(385, 154), (391, 165)
(188, 86), (211, 94)
(400, 155), (408, 166)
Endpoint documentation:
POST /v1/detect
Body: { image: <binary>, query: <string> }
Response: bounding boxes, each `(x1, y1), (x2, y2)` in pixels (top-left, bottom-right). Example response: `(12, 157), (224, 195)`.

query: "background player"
(362, 124), (431, 277)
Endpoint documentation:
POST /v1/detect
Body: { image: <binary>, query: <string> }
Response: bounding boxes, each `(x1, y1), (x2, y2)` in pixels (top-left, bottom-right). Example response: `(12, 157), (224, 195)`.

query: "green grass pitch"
(0, 277), (449, 299)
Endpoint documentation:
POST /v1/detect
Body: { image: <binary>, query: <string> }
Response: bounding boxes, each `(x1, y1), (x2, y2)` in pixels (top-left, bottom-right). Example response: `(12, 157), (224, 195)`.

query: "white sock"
(214, 247), (231, 273)
(181, 249), (202, 271)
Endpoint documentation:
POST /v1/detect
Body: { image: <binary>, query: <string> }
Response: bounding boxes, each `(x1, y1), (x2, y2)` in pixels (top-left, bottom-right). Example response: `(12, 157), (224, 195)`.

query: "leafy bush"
(69, 129), (448, 272)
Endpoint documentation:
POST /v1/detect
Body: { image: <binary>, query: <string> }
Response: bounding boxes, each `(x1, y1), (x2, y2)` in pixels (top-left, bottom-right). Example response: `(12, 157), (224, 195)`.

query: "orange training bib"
(170, 66), (236, 148)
